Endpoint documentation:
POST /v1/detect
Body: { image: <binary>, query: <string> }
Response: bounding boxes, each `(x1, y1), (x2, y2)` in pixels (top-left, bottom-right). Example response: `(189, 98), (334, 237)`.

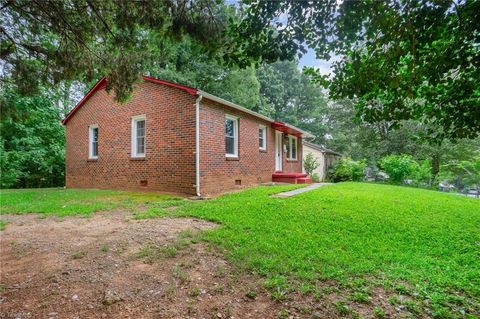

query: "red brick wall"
(65, 82), (303, 196)
(65, 81), (197, 195)
(199, 98), (303, 196)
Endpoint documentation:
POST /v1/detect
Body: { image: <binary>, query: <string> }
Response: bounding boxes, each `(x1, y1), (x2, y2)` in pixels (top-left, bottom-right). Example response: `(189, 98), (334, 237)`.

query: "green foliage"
(1, 90), (65, 188)
(377, 154), (434, 187)
(379, 154), (420, 184)
(148, 38), (261, 109)
(245, 290), (257, 299)
(411, 160), (432, 187)
(256, 61), (329, 139)
(238, 0), (480, 139)
(373, 307), (386, 318)
(320, 105), (480, 189)
(4, 2), (479, 191)
(328, 158), (366, 182)
(303, 152), (320, 176)
(2, 0), (234, 102)
(441, 156), (480, 193)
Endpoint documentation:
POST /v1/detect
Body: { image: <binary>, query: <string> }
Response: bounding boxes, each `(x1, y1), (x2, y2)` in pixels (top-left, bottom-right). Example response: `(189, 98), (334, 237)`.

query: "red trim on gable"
(271, 121), (302, 137)
(62, 77), (107, 125)
(62, 76), (198, 125)
(142, 76), (197, 96)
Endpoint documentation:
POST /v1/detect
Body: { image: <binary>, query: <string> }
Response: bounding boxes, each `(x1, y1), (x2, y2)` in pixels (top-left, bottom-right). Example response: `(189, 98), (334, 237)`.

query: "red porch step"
(272, 172), (312, 184)
(297, 177), (312, 184)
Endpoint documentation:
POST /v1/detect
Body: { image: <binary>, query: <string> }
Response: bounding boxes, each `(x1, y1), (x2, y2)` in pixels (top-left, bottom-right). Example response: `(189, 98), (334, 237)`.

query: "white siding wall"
(302, 145), (327, 181)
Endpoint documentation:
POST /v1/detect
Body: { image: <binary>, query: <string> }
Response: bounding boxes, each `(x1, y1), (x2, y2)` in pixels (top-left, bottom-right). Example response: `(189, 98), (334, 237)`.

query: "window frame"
(259, 125), (267, 151)
(88, 124), (99, 159)
(131, 115), (146, 158)
(225, 114), (239, 158)
(287, 135), (298, 161)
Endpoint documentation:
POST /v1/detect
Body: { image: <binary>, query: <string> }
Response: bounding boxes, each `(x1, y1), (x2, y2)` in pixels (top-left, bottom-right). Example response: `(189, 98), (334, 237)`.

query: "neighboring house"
(302, 141), (341, 182)
(63, 76), (314, 196)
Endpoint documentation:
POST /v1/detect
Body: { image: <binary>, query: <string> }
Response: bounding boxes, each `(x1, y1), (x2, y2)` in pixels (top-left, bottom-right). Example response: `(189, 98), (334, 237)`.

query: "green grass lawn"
(0, 188), (178, 216)
(1, 183), (479, 317)
(164, 183), (479, 318)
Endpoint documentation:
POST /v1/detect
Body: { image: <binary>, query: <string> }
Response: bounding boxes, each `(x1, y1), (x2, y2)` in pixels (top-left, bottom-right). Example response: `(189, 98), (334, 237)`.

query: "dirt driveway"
(0, 211), (282, 319)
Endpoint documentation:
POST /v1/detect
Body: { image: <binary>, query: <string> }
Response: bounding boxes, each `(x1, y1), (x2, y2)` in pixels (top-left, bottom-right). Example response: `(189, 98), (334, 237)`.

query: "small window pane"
(137, 137), (145, 154)
(292, 138), (297, 159)
(259, 128), (265, 148)
(226, 119), (234, 137)
(226, 136), (235, 155)
(92, 128), (98, 157)
(225, 116), (237, 156)
(133, 118), (146, 156)
(137, 120), (145, 137)
(92, 128), (98, 142)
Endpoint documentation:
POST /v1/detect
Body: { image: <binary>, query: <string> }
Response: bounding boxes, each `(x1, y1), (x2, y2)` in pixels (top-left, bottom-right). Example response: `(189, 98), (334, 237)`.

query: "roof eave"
(198, 90), (315, 139)
(303, 141), (341, 155)
(62, 77), (107, 125)
(198, 90), (274, 123)
(62, 76), (316, 139)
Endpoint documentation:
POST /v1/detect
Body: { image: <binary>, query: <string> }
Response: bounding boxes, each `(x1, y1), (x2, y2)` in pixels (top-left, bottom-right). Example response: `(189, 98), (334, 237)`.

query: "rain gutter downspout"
(195, 94), (203, 197)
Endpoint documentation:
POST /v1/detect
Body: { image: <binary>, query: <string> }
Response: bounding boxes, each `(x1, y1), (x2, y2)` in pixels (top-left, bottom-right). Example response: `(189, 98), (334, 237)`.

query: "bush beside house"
(303, 153), (321, 182)
(328, 158), (366, 182)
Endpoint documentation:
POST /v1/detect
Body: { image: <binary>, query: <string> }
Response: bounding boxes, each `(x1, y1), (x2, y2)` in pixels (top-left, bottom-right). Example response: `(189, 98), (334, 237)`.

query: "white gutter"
(197, 90), (315, 139)
(195, 94), (203, 197)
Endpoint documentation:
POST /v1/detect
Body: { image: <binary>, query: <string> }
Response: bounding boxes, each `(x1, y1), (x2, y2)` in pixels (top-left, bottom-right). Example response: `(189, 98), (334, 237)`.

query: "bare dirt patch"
(0, 212), (283, 319)
(1, 211), (417, 319)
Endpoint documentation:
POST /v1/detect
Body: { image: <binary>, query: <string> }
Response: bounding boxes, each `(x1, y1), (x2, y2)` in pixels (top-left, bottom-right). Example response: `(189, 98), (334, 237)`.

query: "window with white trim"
(131, 115), (146, 157)
(259, 125), (266, 151)
(225, 115), (238, 157)
(88, 124), (98, 159)
(287, 135), (297, 160)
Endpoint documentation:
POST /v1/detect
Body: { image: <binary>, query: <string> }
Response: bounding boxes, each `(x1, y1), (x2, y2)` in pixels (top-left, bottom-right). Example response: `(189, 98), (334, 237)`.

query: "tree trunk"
(431, 152), (441, 186)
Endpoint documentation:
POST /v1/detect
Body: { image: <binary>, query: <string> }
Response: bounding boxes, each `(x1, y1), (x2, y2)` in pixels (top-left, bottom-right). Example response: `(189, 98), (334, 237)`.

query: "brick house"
(63, 76), (314, 196)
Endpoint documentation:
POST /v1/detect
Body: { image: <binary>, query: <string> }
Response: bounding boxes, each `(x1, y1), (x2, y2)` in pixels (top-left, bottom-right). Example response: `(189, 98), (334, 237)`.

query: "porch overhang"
(271, 121), (314, 138)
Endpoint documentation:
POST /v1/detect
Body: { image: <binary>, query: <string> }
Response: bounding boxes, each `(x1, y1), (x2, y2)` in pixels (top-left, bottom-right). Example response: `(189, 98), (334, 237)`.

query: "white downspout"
(195, 94), (203, 197)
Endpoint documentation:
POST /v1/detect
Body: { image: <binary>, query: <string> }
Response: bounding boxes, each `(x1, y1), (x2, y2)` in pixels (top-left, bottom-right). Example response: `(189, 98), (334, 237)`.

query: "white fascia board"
(198, 90), (274, 123)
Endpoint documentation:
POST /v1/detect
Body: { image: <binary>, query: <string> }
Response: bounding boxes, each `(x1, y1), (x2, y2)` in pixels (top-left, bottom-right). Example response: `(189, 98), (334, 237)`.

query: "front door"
(275, 131), (283, 172)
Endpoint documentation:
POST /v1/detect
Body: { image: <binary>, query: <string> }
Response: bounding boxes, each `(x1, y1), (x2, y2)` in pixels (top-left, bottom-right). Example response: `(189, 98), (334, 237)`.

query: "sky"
(298, 47), (339, 76)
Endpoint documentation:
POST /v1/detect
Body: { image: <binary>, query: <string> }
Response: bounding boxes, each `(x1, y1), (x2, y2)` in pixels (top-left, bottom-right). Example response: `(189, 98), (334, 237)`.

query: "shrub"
(411, 159), (432, 186)
(303, 152), (320, 176)
(379, 154), (419, 184)
(328, 157), (366, 182)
